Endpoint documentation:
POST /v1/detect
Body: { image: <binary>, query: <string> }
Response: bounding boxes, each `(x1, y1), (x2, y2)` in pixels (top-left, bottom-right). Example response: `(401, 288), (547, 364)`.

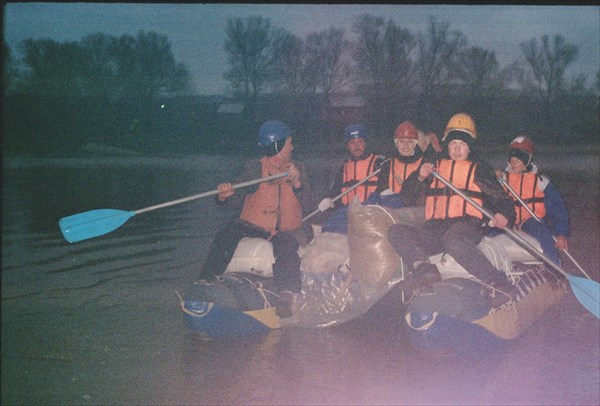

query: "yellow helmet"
(442, 113), (477, 141)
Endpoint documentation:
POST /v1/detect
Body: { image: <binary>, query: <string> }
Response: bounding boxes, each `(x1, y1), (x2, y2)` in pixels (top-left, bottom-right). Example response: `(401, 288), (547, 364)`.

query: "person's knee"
(444, 224), (480, 255)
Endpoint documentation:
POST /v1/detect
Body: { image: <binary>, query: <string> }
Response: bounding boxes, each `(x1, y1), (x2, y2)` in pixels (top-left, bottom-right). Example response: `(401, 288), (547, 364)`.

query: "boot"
(275, 290), (295, 319)
(398, 263), (442, 294)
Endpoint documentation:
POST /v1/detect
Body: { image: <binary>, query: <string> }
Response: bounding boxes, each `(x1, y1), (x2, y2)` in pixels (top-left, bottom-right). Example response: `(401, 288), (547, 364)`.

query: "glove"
(318, 198), (334, 212)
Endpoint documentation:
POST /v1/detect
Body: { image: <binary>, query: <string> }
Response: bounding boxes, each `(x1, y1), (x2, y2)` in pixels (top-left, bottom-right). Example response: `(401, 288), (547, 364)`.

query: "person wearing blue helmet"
(317, 124), (386, 233)
(202, 119), (313, 318)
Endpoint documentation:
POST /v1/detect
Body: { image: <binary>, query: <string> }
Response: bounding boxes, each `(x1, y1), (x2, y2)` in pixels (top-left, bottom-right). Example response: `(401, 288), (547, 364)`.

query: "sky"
(3, 3), (599, 95)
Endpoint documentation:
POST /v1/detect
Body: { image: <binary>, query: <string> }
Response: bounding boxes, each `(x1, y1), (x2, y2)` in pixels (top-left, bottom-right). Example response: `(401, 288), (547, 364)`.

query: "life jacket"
(239, 157), (303, 233)
(425, 159), (483, 220)
(505, 171), (546, 225)
(388, 156), (423, 193)
(341, 153), (380, 205)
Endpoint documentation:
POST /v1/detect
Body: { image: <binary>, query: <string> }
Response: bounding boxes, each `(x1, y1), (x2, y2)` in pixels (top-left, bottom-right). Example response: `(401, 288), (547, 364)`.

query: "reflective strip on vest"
(506, 172), (546, 225)
(341, 153), (379, 205)
(425, 159), (483, 220)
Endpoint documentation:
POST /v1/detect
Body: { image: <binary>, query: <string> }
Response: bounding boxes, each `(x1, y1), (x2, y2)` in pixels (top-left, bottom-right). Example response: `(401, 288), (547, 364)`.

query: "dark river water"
(2, 153), (599, 405)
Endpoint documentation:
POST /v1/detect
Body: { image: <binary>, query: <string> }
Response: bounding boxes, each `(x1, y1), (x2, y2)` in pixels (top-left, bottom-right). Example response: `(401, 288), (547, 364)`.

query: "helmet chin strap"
(268, 140), (285, 167)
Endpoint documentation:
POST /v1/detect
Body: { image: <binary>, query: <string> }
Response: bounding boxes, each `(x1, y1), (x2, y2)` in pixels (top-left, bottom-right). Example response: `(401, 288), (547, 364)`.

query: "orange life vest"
(425, 159), (483, 220)
(341, 153), (380, 205)
(505, 171), (546, 225)
(388, 156), (423, 193)
(239, 157), (303, 233)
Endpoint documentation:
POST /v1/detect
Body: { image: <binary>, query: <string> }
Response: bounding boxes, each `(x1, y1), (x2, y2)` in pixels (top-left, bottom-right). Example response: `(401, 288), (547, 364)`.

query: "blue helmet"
(258, 120), (293, 147)
(343, 124), (368, 142)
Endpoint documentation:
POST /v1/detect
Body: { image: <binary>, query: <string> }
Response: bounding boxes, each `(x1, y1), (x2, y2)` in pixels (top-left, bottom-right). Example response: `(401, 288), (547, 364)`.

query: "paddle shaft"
(302, 159), (389, 222)
(135, 172), (289, 215)
(498, 177), (591, 279)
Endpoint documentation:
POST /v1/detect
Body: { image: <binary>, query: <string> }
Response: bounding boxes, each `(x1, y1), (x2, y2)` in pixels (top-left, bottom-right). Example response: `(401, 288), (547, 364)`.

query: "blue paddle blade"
(567, 274), (600, 319)
(59, 209), (136, 243)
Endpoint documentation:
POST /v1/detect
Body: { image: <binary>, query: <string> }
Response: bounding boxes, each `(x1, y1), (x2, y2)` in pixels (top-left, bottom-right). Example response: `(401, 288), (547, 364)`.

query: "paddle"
(498, 176), (592, 280)
(432, 171), (599, 319)
(302, 158), (389, 222)
(59, 172), (289, 243)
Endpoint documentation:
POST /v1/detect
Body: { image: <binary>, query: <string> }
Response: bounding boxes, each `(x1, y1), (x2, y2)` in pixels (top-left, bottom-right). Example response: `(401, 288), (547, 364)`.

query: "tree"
(110, 31), (190, 100)
(80, 32), (118, 98)
(271, 26), (349, 106)
(304, 27), (350, 105)
(2, 41), (18, 94)
(518, 34), (579, 138)
(223, 15), (276, 119)
(455, 46), (499, 94)
(415, 17), (466, 96)
(19, 38), (89, 97)
(268, 27), (350, 134)
(352, 14), (415, 124)
(353, 14), (415, 93)
(16, 32), (189, 100)
(520, 34), (578, 104)
(270, 29), (308, 95)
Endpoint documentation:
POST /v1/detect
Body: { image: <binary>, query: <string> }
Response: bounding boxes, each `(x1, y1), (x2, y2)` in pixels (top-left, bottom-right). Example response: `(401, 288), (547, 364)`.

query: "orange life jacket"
(505, 171), (546, 225)
(341, 153), (380, 205)
(388, 156), (423, 193)
(425, 159), (483, 220)
(239, 157), (303, 233)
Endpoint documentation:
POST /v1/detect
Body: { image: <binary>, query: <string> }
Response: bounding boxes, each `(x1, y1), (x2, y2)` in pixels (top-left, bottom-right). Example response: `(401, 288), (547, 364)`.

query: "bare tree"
(270, 29), (309, 95)
(305, 27), (351, 105)
(352, 14), (415, 124)
(415, 17), (466, 96)
(353, 14), (415, 93)
(223, 15), (276, 118)
(455, 46), (499, 94)
(520, 34), (578, 104)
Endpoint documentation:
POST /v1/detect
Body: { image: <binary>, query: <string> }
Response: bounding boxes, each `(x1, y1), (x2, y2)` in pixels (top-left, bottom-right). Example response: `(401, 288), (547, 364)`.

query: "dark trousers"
(203, 221), (302, 292)
(387, 217), (508, 285)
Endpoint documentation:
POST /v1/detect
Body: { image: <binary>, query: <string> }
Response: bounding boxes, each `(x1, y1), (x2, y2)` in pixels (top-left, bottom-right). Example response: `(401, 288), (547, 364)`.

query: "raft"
(179, 231), (381, 339)
(180, 201), (567, 343)
(403, 235), (567, 356)
(179, 271), (282, 338)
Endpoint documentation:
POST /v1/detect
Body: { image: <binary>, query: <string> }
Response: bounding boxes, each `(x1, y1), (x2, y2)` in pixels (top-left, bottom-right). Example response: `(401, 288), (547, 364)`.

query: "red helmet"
(394, 121), (418, 141)
(510, 135), (535, 155)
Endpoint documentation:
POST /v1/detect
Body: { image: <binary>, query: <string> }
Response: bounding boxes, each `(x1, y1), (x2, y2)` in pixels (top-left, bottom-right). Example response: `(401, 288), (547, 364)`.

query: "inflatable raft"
(179, 227), (390, 339)
(180, 201), (567, 344)
(404, 238), (567, 356)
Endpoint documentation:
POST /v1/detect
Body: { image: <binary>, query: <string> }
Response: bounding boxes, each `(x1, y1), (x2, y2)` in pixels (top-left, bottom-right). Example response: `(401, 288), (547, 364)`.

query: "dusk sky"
(4, 3), (599, 95)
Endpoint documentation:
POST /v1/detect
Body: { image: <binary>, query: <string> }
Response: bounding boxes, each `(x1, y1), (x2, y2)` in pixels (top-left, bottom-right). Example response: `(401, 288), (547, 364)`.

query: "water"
(2, 152), (599, 405)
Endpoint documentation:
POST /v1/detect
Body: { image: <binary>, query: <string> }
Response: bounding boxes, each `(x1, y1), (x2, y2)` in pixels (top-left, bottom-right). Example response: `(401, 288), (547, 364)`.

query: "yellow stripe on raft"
(473, 281), (567, 340)
(245, 307), (281, 329)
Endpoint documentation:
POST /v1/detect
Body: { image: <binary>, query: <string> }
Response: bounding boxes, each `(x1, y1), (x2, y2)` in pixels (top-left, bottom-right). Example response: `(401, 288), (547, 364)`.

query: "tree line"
(2, 13), (599, 155)
(3, 31), (190, 100)
(222, 15), (598, 133)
